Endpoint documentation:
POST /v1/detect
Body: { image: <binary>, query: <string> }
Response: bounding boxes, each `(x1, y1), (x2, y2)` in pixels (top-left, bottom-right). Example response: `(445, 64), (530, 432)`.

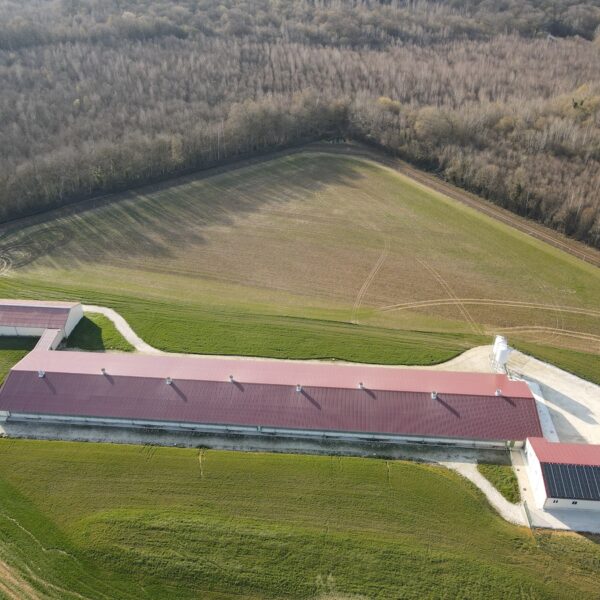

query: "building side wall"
(64, 304), (84, 337)
(0, 326), (45, 337)
(0, 420), (509, 463)
(524, 439), (548, 508)
(5, 411), (514, 449)
(543, 497), (600, 511)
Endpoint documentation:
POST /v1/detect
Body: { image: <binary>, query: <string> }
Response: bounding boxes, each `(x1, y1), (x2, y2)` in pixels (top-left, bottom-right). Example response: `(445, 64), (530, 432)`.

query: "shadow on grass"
(65, 317), (106, 351)
(0, 153), (368, 270)
(0, 336), (38, 352)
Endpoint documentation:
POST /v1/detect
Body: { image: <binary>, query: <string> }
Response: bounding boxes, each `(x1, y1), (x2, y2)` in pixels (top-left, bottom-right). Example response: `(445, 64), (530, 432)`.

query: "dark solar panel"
(542, 463), (600, 501)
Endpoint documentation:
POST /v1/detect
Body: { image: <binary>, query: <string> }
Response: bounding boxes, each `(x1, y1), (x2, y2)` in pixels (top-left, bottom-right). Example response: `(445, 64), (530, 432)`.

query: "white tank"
(492, 335), (511, 369)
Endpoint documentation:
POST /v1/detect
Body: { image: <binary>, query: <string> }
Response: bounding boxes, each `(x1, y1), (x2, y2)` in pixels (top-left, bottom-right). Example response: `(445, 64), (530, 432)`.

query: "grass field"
(477, 463), (521, 504)
(0, 337), (37, 384)
(0, 150), (599, 374)
(0, 440), (598, 599)
(65, 313), (134, 352)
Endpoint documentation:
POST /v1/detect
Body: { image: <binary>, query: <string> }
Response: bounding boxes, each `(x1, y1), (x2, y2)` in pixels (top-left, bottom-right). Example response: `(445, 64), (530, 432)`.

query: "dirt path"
(440, 460), (526, 526)
(0, 558), (42, 600)
(83, 305), (162, 355)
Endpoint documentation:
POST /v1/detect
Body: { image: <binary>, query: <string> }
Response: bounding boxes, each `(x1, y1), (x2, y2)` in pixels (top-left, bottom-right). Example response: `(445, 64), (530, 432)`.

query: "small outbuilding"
(0, 299), (83, 341)
(525, 437), (600, 511)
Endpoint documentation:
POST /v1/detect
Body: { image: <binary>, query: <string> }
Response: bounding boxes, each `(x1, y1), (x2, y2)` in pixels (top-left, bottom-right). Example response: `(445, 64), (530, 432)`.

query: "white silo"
(491, 335), (511, 372)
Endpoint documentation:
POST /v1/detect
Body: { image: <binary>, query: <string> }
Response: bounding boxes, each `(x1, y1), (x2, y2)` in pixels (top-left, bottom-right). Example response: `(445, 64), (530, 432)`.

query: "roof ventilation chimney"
(296, 384), (302, 393)
(495, 388), (502, 396)
(358, 382), (364, 389)
(101, 367), (107, 376)
(229, 374), (234, 383)
(431, 391), (437, 400)
(166, 377), (173, 385)
(37, 370), (45, 379)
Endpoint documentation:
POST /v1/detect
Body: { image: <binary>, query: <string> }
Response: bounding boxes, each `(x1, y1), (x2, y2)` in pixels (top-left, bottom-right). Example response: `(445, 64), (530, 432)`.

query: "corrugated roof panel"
(0, 371), (543, 441)
(13, 349), (533, 397)
(0, 304), (71, 330)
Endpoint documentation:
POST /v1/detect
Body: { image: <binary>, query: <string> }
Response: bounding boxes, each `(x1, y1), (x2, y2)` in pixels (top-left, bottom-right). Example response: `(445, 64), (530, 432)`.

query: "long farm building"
(0, 300), (543, 449)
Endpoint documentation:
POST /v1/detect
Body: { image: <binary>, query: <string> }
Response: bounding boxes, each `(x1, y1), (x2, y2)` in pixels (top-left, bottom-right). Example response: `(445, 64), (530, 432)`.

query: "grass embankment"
(65, 313), (134, 352)
(0, 152), (598, 374)
(477, 463), (521, 504)
(0, 440), (598, 599)
(513, 342), (600, 386)
(0, 337), (37, 384)
(0, 281), (485, 364)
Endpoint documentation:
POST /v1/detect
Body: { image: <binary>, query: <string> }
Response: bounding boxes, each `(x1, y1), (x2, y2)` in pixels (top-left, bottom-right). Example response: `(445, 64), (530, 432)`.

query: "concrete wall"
(0, 326), (45, 337)
(64, 304), (84, 337)
(4, 412), (514, 451)
(0, 419), (509, 463)
(543, 497), (600, 511)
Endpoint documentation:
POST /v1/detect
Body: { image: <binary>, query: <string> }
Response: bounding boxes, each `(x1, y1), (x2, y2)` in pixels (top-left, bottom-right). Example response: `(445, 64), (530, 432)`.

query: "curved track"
(379, 297), (600, 319)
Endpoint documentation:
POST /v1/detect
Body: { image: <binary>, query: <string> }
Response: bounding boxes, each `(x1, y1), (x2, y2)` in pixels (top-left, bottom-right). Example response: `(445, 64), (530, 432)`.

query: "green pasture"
(0, 440), (598, 599)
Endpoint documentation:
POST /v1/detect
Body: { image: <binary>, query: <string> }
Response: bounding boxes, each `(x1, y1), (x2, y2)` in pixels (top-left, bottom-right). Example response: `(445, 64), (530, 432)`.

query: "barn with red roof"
(0, 331), (543, 447)
(0, 298), (547, 451)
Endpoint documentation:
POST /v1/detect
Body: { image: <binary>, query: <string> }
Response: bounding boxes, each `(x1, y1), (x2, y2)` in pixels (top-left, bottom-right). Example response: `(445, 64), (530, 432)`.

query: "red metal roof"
(528, 437), (600, 467)
(14, 350), (532, 397)
(0, 300), (75, 330)
(0, 369), (542, 441)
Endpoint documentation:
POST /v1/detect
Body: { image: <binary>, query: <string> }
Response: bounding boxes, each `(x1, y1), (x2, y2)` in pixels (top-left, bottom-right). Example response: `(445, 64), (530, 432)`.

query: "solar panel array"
(541, 462), (600, 501)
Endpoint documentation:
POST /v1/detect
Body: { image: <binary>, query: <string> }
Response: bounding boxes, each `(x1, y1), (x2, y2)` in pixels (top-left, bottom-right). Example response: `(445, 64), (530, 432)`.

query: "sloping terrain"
(0, 152), (598, 375)
(0, 440), (598, 599)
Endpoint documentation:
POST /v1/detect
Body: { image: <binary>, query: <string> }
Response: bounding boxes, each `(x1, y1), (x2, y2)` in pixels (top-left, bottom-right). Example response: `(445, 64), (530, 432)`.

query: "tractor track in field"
(351, 233), (390, 324)
(0, 558), (42, 600)
(379, 295), (600, 346)
(416, 259), (482, 335)
(0, 226), (70, 275)
(494, 326), (600, 344)
(378, 298), (600, 319)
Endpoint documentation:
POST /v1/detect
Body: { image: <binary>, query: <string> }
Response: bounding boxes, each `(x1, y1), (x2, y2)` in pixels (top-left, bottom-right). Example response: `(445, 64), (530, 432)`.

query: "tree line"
(1, 0), (599, 246)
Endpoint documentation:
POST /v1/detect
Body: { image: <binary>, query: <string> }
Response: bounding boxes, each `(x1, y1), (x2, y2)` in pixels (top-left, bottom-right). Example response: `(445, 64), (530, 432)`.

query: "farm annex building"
(0, 300), (544, 449)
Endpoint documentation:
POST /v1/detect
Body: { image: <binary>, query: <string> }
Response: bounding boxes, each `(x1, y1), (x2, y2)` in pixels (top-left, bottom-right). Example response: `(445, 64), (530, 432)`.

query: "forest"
(1, 0), (599, 247)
